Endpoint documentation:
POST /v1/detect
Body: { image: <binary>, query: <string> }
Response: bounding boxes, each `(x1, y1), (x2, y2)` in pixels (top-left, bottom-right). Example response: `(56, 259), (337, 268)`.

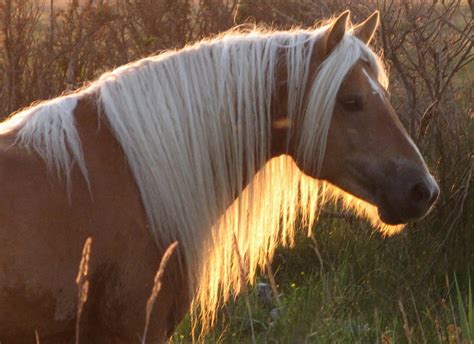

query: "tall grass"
(142, 241), (178, 344)
(172, 213), (474, 343)
(455, 275), (474, 342)
(75, 237), (92, 344)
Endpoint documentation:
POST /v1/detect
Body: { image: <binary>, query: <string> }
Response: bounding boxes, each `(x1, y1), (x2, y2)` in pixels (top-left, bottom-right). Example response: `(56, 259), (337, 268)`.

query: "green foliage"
(173, 217), (474, 342)
(455, 275), (474, 341)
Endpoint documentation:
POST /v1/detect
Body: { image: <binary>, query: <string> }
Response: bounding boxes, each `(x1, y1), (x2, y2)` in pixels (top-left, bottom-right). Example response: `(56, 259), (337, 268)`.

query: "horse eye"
(340, 96), (363, 112)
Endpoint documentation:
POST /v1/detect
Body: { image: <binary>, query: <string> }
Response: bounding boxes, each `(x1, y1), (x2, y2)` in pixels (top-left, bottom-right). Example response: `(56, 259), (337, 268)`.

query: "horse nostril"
(410, 180), (439, 208)
(410, 181), (431, 205)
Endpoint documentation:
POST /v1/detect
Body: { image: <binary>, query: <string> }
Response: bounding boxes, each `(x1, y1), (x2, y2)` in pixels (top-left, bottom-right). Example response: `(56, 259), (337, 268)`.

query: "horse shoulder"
(74, 95), (190, 340)
(0, 131), (87, 342)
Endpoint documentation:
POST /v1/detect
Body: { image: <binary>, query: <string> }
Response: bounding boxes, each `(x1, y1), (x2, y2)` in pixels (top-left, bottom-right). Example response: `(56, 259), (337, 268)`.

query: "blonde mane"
(0, 21), (402, 331)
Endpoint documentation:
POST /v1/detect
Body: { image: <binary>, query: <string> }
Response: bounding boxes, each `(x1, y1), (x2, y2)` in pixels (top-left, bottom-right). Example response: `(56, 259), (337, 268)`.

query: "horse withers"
(0, 10), (438, 343)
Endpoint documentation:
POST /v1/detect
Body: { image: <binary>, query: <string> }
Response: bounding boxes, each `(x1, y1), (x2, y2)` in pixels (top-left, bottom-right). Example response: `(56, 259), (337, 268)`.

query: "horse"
(0, 10), (439, 343)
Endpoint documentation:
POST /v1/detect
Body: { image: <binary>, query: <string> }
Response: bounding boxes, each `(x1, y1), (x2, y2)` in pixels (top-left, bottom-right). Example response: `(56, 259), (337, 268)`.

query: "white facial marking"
(362, 68), (384, 100)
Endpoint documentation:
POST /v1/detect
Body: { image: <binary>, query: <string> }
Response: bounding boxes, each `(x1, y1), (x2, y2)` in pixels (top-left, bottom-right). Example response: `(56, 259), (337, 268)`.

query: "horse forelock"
(0, 21), (394, 333)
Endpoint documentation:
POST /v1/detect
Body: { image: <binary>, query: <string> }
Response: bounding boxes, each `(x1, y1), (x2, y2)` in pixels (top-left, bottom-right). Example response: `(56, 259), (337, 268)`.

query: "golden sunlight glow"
(193, 155), (403, 332)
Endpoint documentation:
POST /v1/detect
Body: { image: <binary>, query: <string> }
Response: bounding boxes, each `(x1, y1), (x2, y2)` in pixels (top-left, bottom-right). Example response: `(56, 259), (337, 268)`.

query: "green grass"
(171, 212), (474, 343)
(455, 275), (474, 342)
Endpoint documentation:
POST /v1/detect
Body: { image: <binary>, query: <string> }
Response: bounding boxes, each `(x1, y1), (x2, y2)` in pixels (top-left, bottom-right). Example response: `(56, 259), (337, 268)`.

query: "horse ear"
(324, 10), (350, 56)
(353, 11), (380, 45)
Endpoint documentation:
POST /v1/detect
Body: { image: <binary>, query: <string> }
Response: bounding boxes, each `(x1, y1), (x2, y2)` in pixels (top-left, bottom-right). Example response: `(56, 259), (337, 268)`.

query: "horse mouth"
(377, 205), (405, 225)
(324, 171), (437, 227)
(376, 195), (435, 225)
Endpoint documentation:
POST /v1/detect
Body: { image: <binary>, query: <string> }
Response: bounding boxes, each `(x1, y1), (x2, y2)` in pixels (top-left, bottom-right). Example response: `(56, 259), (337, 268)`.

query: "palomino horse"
(0, 10), (439, 343)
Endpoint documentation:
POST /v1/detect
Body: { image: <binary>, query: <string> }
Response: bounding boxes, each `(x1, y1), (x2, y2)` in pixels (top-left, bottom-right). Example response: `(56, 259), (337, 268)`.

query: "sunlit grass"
(172, 216), (474, 343)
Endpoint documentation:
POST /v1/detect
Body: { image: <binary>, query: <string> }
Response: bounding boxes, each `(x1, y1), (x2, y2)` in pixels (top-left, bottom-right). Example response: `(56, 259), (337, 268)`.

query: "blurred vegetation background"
(0, 0), (472, 342)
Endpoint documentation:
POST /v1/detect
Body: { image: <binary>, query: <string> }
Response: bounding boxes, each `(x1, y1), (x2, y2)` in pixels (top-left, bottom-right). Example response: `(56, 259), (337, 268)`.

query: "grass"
(171, 211), (474, 343)
(455, 275), (474, 342)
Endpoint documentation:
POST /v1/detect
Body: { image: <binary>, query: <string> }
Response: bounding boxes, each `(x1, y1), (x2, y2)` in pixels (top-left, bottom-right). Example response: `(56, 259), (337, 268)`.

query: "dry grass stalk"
(35, 329), (40, 344)
(445, 273), (462, 343)
(398, 298), (413, 344)
(265, 262), (281, 308)
(142, 241), (179, 344)
(309, 233), (324, 275)
(232, 232), (256, 344)
(75, 237), (92, 344)
(410, 291), (427, 343)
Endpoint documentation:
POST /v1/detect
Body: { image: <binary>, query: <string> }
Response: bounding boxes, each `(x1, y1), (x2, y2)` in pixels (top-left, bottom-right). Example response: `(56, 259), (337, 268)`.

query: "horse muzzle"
(376, 163), (440, 225)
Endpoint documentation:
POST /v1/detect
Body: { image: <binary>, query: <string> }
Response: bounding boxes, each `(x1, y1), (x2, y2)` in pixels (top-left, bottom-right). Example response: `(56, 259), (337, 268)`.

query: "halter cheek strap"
(272, 117), (290, 129)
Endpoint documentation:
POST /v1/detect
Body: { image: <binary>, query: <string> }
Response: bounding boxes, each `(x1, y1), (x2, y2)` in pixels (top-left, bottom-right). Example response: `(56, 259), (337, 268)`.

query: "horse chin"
(377, 205), (406, 225)
(377, 200), (432, 225)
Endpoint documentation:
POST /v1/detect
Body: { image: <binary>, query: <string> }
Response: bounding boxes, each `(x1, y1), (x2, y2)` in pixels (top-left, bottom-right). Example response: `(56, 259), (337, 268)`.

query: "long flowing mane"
(0, 21), (401, 330)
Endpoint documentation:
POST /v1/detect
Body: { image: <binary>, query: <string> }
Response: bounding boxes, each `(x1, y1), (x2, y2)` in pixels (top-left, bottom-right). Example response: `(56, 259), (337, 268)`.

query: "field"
(0, 0), (472, 342)
(172, 216), (474, 342)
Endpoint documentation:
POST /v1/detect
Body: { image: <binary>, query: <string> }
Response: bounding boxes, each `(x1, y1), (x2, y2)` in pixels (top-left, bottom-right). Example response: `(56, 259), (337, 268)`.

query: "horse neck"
(86, 39), (309, 245)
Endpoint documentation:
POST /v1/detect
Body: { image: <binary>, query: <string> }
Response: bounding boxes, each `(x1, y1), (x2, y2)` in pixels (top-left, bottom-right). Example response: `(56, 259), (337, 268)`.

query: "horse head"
(278, 11), (440, 226)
